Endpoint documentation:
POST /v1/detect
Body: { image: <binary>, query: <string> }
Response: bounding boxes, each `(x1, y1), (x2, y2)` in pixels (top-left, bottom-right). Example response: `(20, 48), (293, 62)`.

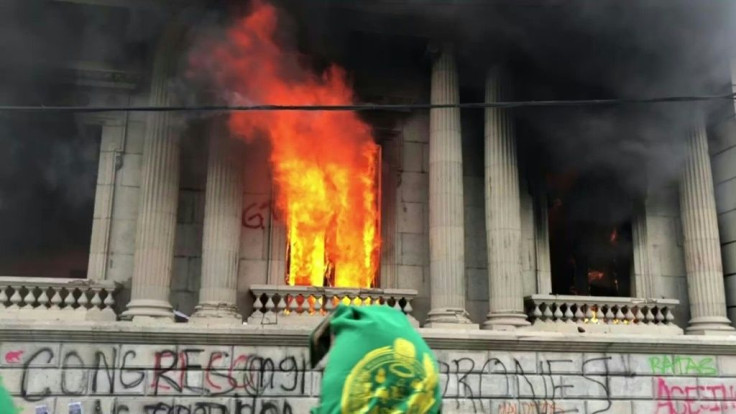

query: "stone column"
(680, 121), (735, 334)
(632, 200), (656, 298)
(534, 191), (553, 295)
(190, 121), (244, 325)
(425, 43), (473, 327)
(122, 27), (182, 322)
(482, 67), (530, 330)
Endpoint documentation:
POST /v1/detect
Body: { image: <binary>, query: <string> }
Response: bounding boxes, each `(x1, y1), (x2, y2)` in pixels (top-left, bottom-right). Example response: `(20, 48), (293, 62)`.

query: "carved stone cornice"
(2, 322), (736, 355)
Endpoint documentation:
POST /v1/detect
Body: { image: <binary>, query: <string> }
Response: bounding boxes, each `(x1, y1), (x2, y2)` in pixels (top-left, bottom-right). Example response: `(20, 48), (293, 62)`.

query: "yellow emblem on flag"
(341, 338), (439, 414)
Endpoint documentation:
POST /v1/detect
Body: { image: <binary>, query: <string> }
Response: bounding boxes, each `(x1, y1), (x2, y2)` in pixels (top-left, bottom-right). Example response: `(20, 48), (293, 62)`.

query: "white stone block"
(403, 141), (424, 172)
(0, 343), (60, 367)
(608, 376), (652, 398)
(109, 218), (137, 255)
(237, 259), (268, 291)
(240, 226), (266, 260)
(697, 377), (736, 400)
(124, 120), (146, 154)
(723, 242), (736, 275)
(712, 146), (736, 184)
(581, 353), (630, 375)
(16, 398), (56, 414)
(96, 153), (115, 186)
(114, 398), (175, 413)
(515, 375), (562, 398)
(587, 400), (633, 414)
(718, 355), (736, 375)
(149, 370), (203, 396)
(398, 202), (424, 234)
(311, 371), (322, 397)
(400, 172), (428, 203)
(434, 350), (491, 370)
(400, 233), (427, 266)
(441, 399), (485, 414)
(397, 265), (424, 291)
(719, 209), (736, 244)
(0, 369), (26, 395)
(58, 344), (119, 369)
(100, 125), (124, 152)
(112, 185), (139, 220)
(403, 113), (429, 143)
(106, 253), (134, 283)
(92, 185), (113, 220)
(561, 375), (609, 398)
(118, 345), (174, 369)
(172, 397), (233, 412)
(716, 179), (736, 214)
(120, 153), (141, 187)
(709, 117), (736, 155)
(537, 353), (582, 374)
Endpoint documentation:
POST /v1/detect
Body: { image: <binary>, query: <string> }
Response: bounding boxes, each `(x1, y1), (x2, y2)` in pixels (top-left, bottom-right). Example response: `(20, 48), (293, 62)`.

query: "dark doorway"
(548, 171), (633, 297)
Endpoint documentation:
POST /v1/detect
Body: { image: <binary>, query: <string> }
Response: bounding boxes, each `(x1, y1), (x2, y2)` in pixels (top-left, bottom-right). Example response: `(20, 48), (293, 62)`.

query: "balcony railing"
(248, 284), (418, 327)
(0, 277), (120, 322)
(525, 294), (683, 334)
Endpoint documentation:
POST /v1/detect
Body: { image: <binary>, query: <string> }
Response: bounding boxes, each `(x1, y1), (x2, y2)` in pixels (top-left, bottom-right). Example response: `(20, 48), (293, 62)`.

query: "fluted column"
(190, 121), (244, 325)
(482, 67), (529, 330)
(680, 121), (735, 334)
(122, 27), (182, 322)
(425, 43), (473, 327)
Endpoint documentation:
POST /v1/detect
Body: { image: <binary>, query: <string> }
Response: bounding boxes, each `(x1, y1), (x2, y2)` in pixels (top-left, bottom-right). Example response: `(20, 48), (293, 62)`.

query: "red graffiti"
(242, 201), (271, 229)
(655, 377), (736, 413)
(4, 350), (23, 364)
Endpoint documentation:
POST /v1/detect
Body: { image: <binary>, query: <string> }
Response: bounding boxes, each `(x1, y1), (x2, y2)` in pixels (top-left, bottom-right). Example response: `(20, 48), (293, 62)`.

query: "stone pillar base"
(686, 316), (735, 335)
(424, 308), (477, 329)
(121, 299), (174, 323)
(482, 312), (530, 331)
(190, 303), (243, 326)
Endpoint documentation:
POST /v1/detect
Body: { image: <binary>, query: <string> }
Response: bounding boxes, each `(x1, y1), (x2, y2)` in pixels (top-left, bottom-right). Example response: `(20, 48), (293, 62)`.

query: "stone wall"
(711, 113), (736, 325)
(2, 340), (736, 414)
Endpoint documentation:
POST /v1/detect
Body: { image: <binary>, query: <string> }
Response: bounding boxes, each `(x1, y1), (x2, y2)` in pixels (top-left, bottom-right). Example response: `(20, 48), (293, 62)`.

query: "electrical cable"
(0, 92), (734, 113)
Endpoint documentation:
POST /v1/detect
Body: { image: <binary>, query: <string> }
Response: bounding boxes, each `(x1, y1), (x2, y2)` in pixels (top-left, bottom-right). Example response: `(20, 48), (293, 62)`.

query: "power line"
(0, 92), (734, 113)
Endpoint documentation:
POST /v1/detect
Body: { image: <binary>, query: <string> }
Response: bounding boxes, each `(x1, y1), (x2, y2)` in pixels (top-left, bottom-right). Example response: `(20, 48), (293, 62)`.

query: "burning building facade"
(4, 0), (736, 412)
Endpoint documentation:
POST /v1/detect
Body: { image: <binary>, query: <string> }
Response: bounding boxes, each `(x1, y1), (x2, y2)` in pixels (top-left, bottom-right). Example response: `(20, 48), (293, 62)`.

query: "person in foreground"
(309, 303), (442, 414)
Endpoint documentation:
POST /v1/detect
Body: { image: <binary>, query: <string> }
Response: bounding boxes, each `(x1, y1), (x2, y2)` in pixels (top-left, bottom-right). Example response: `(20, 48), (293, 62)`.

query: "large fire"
(190, 0), (381, 288)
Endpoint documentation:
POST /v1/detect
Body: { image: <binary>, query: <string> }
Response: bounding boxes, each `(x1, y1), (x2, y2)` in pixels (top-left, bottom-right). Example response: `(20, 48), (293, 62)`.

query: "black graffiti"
(235, 398), (293, 414)
(144, 402), (229, 414)
(17, 347), (308, 402)
(435, 355), (620, 414)
(20, 348), (54, 402)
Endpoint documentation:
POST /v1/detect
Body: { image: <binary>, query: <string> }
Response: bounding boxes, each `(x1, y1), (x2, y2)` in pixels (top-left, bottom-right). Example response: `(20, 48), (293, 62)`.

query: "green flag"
(0, 375), (20, 414)
(310, 304), (441, 414)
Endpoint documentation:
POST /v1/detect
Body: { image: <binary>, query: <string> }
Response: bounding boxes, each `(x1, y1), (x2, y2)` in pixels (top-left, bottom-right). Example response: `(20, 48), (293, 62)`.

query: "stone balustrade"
(525, 294), (683, 334)
(0, 277), (120, 321)
(247, 284), (419, 327)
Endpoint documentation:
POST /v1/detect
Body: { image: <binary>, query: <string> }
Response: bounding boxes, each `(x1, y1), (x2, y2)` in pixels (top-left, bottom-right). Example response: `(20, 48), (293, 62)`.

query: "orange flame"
(192, 0), (380, 288)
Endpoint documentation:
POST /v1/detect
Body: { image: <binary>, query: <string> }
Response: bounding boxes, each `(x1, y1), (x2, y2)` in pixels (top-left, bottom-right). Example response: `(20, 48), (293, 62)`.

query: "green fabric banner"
(310, 304), (441, 414)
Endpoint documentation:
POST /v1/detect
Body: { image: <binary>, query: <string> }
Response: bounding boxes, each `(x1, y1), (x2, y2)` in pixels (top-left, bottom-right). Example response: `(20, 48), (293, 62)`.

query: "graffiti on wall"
(2, 345), (736, 414)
